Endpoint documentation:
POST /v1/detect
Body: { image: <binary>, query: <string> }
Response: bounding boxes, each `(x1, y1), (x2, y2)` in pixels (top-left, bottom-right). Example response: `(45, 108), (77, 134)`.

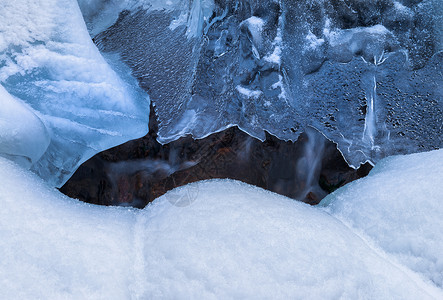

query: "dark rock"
(60, 107), (371, 208)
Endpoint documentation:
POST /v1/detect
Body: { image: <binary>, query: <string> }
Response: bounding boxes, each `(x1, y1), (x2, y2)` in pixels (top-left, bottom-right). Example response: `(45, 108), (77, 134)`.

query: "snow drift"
(1, 149), (442, 298)
(321, 149), (443, 288)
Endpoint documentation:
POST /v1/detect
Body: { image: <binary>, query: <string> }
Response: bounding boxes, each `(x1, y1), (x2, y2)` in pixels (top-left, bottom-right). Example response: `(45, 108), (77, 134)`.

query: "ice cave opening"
(61, 106), (373, 208)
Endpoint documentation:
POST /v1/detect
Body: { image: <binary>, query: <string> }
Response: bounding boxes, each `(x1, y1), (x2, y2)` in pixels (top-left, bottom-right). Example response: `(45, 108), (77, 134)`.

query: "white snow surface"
(1, 149), (443, 298)
(236, 85), (263, 99)
(321, 149), (443, 288)
(0, 0), (149, 187)
(242, 16), (265, 45)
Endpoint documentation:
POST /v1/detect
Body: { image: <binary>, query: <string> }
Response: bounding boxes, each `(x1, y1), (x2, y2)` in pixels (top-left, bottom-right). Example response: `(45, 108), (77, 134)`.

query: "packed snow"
(0, 0), (149, 187)
(1, 149), (443, 298)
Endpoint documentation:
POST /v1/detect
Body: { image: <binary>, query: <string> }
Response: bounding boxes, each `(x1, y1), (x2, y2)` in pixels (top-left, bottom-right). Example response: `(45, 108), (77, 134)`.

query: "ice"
(0, 0), (149, 187)
(0, 85), (49, 168)
(321, 149), (443, 288)
(76, 0), (126, 36)
(91, 0), (442, 167)
(324, 25), (396, 63)
(78, 0), (215, 37)
(1, 151), (443, 298)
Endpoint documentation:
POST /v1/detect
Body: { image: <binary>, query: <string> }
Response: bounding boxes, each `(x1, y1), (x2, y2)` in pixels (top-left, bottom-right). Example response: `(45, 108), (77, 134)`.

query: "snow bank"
(321, 149), (443, 288)
(0, 157), (137, 299)
(0, 0), (149, 187)
(137, 180), (440, 299)
(1, 152), (442, 298)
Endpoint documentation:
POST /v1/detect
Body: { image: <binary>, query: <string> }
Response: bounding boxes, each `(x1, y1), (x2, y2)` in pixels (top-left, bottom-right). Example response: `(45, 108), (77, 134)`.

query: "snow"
(0, 157), (136, 299)
(0, 0), (149, 187)
(271, 74), (288, 100)
(264, 45), (282, 64)
(264, 14), (283, 66)
(242, 16), (265, 45)
(236, 85), (263, 99)
(1, 149), (443, 298)
(305, 31), (325, 50)
(321, 149), (443, 288)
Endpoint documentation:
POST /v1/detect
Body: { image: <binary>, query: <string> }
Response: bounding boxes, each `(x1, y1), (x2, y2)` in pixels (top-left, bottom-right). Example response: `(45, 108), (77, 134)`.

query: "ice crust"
(0, 0), (149, 187)
(1, 149), (443, 298)
(92, 0), (442, 167)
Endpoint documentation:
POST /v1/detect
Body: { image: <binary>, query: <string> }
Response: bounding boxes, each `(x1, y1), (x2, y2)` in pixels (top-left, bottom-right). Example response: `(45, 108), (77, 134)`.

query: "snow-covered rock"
(0, 0), (149, 187)
(1, 150), (443, 298)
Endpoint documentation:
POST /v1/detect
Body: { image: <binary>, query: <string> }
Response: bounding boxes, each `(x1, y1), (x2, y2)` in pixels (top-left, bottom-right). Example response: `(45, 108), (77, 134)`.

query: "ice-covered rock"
(1, 151), (443, 298)
(321, 148), (443, 288)
(91, 0), (442, 167)
(0, 0), (149, 186)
